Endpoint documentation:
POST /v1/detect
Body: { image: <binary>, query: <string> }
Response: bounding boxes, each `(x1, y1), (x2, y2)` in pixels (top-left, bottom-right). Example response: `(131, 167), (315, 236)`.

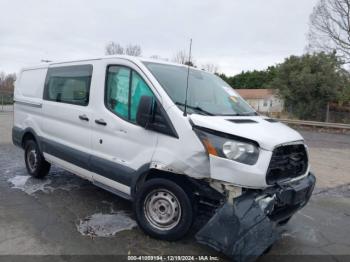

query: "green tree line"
(219, 52), (350, 121)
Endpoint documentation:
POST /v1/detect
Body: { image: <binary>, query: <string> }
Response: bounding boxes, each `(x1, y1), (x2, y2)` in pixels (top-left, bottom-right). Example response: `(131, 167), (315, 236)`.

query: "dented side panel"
(151, 106), (210, 178)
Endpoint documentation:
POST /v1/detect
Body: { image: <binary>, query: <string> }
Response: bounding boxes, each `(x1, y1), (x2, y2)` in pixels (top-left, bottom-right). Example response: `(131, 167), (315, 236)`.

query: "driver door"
(90, 62), (158, 194)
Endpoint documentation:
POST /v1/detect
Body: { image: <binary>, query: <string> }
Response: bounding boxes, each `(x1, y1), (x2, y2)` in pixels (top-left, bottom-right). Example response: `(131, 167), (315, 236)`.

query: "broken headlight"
(194, 127), (259, 165)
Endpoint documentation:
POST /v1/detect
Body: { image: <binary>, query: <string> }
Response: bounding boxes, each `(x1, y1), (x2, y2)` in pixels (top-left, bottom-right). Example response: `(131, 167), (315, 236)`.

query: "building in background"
(236, 89), (283, 113)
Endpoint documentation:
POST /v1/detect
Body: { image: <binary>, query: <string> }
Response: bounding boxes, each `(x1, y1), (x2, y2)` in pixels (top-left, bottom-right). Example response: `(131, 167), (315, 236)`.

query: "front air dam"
(196, 173), (316, 262)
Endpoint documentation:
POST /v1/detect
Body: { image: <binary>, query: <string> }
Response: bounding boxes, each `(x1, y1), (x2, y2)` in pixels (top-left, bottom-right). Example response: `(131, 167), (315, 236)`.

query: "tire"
(278, 216), (292, 226)
(24, 139), (51, 178)
(134, 178), (194, 241)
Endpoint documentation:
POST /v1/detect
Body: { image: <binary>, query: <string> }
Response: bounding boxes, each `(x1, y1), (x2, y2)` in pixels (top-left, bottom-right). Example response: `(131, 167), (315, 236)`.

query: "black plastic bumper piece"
(195, 173), (316, 262)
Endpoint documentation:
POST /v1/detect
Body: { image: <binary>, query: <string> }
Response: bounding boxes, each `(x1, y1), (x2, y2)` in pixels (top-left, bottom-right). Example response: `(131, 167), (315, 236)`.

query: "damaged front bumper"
(196, 173), (316, 261)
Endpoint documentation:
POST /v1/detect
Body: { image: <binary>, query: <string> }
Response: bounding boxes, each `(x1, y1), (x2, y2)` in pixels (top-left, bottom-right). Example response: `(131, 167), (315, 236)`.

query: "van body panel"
(43, 152), (131, 195)
(40, 63), (95, 179)
(189, 114), (304, 151)
(43, 152), (93, 181)
(209, 151), (272, 188)
(150, 105), (210, 178)
(89, 59), (158, 175)
(14, 68), (47, 140)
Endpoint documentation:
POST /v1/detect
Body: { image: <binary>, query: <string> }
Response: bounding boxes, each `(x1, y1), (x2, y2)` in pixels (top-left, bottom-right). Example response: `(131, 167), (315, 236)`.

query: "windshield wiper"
(175, 102), (214, 116)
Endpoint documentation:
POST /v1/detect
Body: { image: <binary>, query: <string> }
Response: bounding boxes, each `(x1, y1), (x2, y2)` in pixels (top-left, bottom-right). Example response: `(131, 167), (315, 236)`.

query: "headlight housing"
(194, 127), (259, 165)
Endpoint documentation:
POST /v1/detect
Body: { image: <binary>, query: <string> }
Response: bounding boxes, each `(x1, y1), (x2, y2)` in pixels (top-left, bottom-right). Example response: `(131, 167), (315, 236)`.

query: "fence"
(260, 103), (350, 124)
(0, 94), (14, 112)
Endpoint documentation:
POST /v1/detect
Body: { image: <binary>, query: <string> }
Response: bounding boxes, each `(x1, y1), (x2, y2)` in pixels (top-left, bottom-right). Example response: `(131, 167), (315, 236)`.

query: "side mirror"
(136, 96), (154, 128)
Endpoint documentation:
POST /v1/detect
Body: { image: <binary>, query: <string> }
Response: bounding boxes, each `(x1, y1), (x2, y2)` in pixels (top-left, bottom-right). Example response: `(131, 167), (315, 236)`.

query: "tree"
(0, 72), (16, 104)
(105, 42), (142, 56)
(172, 50), (196, 67)
(267, 52), (350, 121)
(125, 44), (142, 56)
(217, 73), (230, 83)
(308, 0), (350, 63)
(105, 42), (124, 55)
(172, 50), (188, 64)
(201, 63), (219, 73)
(222, 66), (277, 88)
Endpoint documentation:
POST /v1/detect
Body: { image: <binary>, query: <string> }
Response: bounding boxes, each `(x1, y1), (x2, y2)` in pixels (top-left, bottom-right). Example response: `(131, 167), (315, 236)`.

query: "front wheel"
(134, 178), (194, 241)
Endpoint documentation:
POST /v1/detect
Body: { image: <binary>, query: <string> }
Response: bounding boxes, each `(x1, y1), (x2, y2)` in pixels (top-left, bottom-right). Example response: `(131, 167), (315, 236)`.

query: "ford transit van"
(13, 55), (315, 259)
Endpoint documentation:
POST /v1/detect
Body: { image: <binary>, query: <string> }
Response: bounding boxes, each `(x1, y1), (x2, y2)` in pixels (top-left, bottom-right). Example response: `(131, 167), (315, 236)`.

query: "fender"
(12, 126), (43, 152)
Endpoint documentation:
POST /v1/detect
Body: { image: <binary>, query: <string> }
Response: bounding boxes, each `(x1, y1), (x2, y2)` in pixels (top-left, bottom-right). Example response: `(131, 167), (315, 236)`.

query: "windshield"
(143, 62), (257, 116)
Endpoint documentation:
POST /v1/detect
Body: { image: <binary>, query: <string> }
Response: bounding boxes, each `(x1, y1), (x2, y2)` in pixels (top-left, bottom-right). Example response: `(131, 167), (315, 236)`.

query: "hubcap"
(27, 149), (38, 173)
(144, 189), (181, 230)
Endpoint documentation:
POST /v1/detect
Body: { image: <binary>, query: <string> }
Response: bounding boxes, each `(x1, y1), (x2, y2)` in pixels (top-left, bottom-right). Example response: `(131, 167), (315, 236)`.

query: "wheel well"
(132, 169), (224, 207)
(22, 132), (36, 148)
(134, 169), (192, 195)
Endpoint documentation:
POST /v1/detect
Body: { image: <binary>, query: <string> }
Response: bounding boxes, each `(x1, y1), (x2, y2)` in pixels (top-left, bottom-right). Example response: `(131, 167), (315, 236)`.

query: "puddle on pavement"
(8, 172), (83, 195)
(8, 175), (53, 195)
(77, 212), (137, 237)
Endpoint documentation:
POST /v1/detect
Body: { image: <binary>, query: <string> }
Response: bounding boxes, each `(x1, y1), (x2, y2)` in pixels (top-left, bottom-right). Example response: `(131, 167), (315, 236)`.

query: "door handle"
(79, 114), (89, 121)
(95, 119), (107, 126)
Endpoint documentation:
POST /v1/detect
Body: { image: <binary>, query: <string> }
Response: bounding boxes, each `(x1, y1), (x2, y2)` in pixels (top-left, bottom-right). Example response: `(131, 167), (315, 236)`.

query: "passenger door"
(41, 64), (93, 180)
(90, 62), (158, 194)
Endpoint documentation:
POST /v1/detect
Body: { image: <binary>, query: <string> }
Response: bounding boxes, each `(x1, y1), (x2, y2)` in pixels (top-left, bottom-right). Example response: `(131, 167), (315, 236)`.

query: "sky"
(0, 0), (319, 76)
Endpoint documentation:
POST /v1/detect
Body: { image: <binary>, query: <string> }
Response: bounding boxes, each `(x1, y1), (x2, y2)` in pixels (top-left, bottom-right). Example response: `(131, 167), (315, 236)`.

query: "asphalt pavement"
(0, 112), (350, 261)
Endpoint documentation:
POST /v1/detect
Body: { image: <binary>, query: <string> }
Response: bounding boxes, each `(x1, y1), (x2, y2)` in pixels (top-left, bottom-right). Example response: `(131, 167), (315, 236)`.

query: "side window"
(105, 66), (155, 123)
(130, 71), (154, 122)
(44, 65), (92, 106)
(106, 66), (131, 120)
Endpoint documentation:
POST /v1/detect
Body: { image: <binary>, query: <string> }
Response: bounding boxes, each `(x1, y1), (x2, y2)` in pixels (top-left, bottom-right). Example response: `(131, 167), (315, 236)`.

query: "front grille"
(266, 143), (308, 185)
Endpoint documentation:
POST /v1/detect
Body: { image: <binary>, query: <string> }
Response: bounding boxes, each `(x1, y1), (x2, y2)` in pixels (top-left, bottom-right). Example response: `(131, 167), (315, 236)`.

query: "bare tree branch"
(105, 42), (124, 55)
(125, 44), (142, 56)
(308, 0), (350, 63)
(201, 63), (219, 73)
(172, 50), (188, 64)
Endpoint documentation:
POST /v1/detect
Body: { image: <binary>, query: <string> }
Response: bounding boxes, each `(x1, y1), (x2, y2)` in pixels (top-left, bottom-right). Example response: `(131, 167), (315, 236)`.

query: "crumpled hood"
(190, 114), (304, 151)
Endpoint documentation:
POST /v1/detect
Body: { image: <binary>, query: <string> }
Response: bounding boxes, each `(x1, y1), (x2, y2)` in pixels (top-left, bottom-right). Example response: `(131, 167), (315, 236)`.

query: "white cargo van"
(13, 55), (315, 259)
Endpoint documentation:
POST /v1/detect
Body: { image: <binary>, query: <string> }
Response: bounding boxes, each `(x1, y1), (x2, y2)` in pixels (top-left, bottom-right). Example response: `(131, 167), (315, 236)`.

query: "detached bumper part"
(196, 195), (278, 262)
(196, 173), (316, 262)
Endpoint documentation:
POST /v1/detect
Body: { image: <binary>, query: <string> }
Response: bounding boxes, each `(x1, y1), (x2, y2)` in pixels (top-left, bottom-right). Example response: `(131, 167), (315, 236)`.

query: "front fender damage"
(195, 193), (279, 261)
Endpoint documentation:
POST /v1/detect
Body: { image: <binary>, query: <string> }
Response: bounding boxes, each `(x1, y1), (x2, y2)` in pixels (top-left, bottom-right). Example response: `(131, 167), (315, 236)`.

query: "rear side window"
(44, 65), (93, 106)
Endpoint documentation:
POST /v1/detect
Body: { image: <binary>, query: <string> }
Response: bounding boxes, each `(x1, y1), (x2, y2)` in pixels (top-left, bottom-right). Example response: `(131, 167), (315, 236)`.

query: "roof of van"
(21, 55), (196, 71)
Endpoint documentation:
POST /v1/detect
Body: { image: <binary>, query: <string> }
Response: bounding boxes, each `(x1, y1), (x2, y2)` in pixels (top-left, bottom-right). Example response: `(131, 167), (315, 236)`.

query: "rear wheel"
(24, 140), (51, 178)
(134, 178), (194, 241)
